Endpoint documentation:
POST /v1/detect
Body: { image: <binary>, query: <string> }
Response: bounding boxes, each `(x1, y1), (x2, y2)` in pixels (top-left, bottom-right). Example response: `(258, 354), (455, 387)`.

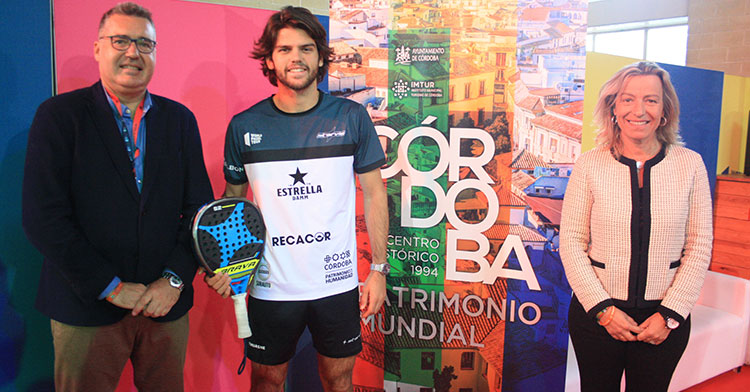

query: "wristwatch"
(162, 271), (184, 292)
(371, 263), (391, 276)
(662, 314), (680, 330)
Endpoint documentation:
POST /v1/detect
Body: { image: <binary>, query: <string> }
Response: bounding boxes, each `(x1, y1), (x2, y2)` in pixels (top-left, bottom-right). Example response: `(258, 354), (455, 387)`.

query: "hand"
(359, 271), (386, 318)
(109, 282), (147, 309)
(200, 269), (232, 298)
(603, 307), (644, 342)
(132, 277), (181, 318)
(636, 313), (671, 345)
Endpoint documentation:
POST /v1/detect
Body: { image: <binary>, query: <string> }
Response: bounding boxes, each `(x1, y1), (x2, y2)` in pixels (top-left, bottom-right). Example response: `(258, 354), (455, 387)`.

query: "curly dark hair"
(251, 6), (332, 86)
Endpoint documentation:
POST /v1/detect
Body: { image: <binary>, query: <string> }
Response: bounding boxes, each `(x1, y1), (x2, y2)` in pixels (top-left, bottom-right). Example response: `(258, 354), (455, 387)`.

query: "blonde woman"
(560, 62), (713, 391)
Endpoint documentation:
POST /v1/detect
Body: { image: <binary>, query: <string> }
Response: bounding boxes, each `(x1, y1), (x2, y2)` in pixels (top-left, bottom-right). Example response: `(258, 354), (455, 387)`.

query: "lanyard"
(105, 89), (145, 162)
(104, 88), (148, 191)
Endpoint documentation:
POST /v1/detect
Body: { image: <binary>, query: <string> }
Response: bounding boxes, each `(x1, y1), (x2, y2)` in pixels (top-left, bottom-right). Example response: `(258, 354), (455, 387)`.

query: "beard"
(275, 64), (319, 92)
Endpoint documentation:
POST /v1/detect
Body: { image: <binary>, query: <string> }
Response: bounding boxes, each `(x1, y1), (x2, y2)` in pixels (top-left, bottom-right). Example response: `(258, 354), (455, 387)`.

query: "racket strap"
(237, 341), (249, 375)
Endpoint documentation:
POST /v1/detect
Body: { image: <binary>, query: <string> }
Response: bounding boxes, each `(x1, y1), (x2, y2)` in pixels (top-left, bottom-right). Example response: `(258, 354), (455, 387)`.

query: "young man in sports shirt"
(205, 6), (389, 392)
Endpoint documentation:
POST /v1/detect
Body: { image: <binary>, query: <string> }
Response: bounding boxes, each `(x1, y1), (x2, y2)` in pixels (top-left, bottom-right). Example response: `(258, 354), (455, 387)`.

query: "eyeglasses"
(99, 35), (157, 54)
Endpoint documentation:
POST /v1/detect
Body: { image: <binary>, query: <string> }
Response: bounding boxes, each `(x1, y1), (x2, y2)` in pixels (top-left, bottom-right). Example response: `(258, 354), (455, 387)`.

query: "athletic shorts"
(244, 287), (363, 365)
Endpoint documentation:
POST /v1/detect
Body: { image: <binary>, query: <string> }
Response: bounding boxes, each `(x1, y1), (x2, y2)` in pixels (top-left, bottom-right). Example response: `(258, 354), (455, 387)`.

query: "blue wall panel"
(0, 0), (55, 390)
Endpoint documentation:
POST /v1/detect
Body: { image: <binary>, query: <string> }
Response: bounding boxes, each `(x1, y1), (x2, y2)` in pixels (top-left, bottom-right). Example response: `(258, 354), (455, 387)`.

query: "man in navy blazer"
(22, 2), (213, 390)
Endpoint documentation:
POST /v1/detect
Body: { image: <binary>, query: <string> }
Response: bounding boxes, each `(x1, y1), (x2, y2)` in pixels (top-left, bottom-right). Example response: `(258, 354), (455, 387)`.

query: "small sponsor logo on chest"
(316, 129), (346, 139)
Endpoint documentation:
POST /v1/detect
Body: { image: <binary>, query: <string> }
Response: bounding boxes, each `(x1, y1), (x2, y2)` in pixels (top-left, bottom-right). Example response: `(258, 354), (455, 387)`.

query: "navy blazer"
(22, 81), (214, 326)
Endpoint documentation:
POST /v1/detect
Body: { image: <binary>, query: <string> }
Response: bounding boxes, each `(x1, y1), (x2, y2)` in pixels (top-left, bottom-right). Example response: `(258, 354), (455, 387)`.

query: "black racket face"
(192, 198), (265, 293)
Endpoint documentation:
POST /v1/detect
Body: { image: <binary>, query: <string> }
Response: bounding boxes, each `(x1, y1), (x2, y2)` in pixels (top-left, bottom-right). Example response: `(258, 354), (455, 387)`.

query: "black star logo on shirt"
(290, 168), (307, 185)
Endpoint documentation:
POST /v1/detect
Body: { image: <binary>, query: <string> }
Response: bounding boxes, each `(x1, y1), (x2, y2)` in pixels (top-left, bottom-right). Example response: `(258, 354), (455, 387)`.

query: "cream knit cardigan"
(560, 145), (713, 320)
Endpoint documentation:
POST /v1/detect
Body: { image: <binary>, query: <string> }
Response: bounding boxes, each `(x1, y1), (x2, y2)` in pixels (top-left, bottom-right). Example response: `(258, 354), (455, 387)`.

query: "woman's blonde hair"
(593, 61), (682, 157)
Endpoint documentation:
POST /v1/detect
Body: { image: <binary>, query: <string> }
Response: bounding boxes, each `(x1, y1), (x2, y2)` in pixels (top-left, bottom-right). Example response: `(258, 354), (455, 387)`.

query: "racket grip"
(231, 292), (252, 339)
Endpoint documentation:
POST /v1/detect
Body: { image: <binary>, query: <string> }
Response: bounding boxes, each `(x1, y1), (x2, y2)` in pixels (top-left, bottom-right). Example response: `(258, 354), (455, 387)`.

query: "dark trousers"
(568, 297), (690, 392)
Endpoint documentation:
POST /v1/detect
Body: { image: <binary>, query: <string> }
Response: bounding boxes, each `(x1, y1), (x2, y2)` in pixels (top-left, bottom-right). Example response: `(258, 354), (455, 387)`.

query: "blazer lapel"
(89, 82), (140, 201)
(140, 98), (165, 206)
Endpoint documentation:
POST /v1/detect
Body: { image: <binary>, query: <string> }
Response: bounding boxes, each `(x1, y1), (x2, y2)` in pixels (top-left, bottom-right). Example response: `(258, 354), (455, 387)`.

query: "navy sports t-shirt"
(224, 91), (385, 300)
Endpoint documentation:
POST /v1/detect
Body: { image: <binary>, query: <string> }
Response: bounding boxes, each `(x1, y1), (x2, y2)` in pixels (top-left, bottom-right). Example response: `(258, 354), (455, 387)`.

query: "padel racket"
(192, 197), (265, 338)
